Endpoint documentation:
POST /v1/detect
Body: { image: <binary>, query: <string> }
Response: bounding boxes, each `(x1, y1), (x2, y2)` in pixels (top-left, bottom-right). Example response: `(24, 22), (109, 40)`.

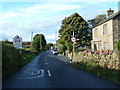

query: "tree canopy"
(87, 14), (106, 28)
(31, 34), (47, 53)
(45, 43), (54, 50)
(58, 13), (91, 52)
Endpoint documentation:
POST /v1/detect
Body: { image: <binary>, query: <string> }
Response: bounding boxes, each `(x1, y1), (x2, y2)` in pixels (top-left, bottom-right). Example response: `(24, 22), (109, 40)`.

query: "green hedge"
(2, 43), (35, 79)
(116, 40), (120, 51)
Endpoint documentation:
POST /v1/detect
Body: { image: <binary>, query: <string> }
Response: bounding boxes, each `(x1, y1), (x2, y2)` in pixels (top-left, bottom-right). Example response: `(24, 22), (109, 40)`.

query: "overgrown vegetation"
(31, 34), (47, 53)
(116, 40), (120, 51)
(58, 13), (91, 53)
(2, 42), (35, 79)
(71, 61), (120, 85)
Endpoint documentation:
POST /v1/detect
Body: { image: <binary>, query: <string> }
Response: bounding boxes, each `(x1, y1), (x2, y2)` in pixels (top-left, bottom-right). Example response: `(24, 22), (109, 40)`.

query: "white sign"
(13, 35), (22, 49)
(71, 37), (76, 43)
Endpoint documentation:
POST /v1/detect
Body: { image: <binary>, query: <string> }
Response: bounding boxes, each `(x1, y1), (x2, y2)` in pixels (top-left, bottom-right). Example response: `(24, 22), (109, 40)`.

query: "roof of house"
(93, 10), (120, 28)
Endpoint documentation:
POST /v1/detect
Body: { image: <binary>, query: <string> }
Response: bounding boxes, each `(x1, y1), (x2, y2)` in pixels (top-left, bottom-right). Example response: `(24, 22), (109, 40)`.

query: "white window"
(103, 24), (107, 35)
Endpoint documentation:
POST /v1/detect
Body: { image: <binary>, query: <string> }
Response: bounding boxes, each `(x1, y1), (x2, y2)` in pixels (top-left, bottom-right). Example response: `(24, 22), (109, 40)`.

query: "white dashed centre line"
(47, 70), (51, 77)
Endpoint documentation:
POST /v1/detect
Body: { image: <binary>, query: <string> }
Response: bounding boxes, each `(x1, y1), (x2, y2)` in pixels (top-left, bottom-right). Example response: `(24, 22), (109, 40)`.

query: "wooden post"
(20, 49), (22, 54)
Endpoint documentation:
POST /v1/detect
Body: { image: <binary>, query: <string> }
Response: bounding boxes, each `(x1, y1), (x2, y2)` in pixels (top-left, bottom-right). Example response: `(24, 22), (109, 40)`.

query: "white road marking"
(47, 70), (51, 77)
(18, 69), (44, 79)
(31, 69), (40, 76)
(46, 62), (47, 64)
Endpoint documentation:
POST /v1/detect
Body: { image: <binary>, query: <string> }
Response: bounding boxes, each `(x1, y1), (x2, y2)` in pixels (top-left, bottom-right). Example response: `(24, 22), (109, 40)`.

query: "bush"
(116, 40), (120, 51)
(76, 48), (86, 52)
(2, 43), (35, 79)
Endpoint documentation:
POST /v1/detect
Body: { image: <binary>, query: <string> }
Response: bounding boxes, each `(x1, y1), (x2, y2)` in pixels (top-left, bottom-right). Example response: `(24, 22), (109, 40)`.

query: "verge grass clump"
(71, 61), (120, 85)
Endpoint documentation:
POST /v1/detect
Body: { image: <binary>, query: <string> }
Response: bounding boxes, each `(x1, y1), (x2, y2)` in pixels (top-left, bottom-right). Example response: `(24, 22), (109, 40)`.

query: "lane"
(3, 51), (52, 88)
(2, 50), (119, 88)
(40, 54), (118, 88)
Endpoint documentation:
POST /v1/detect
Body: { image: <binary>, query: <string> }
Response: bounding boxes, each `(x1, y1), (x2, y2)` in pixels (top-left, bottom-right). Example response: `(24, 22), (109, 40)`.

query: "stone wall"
(68, 52), (120, 70)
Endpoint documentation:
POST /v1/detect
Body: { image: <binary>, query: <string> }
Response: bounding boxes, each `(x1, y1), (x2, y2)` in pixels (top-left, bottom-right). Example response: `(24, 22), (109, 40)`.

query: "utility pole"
(72, 31), (75, 58)
(30, 32), (33, 51)
(40, 36), (42, 49)
(55, 31), (57, 49)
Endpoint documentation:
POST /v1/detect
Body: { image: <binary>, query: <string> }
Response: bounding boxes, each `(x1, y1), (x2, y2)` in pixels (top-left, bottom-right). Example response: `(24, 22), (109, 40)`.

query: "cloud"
(3, 13), (20, 18)
(19, 3), (82, 14)
(1, 15), (63, 43)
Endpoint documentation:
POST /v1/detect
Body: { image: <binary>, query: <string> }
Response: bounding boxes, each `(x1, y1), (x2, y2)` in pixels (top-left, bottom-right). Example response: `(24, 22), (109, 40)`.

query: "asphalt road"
(2, 50), (119, 88)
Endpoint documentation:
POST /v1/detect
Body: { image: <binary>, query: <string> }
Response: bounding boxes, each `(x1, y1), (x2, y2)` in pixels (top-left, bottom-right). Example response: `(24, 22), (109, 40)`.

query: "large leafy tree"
(58, 13), (90, 52)
(87, 14), (106, 28)
(31, 34), (47, 52)
(45, 43), (54, 50)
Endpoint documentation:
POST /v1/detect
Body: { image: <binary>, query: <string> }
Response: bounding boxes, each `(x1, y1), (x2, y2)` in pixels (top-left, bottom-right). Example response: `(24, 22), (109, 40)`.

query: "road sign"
(71, 37), (76, 43)
(13, 35), (22, 49)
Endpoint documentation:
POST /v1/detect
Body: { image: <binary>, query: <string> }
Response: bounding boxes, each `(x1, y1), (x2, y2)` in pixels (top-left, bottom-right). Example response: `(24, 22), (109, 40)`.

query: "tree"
(58, 13), (90, 52)
(87, 14), (106, 28)
(31, 34), (47, 53)
(45, 43), (54, 50)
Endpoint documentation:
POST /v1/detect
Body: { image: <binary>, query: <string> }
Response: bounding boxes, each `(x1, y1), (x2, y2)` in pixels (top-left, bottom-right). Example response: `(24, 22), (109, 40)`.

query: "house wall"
(92, 19), (114, 51)
(113, 13), (120, 51)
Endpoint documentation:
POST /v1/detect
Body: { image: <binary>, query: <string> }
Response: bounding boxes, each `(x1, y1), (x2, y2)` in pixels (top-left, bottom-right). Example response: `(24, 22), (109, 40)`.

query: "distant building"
(91, 8), (120, 51)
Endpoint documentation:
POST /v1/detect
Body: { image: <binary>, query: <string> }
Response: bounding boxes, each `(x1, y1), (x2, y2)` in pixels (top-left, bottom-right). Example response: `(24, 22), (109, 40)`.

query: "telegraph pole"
(40, 36), (42, 49)
(30, 32), (33, 51)
(55, 31), (57, 49)
(72, 31), (75, 58)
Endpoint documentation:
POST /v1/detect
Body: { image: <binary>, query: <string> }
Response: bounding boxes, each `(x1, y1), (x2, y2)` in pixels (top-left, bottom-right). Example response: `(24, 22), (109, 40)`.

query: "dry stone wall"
(68, 52), (120, 70)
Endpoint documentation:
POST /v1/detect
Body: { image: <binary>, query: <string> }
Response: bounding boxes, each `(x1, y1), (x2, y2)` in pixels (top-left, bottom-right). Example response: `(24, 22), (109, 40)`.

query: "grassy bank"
(2, 42), (36, 79)
(71, 61), (120, 85)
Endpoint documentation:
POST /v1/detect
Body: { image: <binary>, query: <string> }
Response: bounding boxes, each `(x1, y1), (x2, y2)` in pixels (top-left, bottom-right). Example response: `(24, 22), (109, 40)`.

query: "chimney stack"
(106, 8), (114, 17)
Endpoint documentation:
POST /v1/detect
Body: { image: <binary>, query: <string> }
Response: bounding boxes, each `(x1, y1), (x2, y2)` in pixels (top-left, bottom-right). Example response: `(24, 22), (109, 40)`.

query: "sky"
(0, 0), (120, 44)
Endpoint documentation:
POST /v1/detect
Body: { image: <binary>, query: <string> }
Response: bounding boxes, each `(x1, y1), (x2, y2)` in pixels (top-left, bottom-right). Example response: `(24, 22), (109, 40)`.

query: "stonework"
(68, 52), (120, 70)
(91, 11), (120, 51)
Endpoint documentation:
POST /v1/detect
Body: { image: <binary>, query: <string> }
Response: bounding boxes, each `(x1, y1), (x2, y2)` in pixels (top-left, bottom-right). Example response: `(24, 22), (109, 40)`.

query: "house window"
(94, 28), (97, 37)
(104, 42), (108, 50)
(103, 24), (107, 35)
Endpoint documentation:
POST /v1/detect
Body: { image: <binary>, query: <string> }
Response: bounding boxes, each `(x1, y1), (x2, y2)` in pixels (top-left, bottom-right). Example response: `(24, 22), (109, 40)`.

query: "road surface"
(2, 50), (119, 88)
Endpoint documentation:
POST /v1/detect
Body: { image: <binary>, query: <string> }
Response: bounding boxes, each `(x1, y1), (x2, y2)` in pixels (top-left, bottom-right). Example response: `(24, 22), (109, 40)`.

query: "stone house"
(91, 9), (120, 51)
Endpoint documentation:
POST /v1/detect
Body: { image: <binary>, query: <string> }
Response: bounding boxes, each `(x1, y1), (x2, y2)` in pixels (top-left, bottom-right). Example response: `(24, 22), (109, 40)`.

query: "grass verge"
(2, 43), (36, 79)
(71, 61), (120, 85)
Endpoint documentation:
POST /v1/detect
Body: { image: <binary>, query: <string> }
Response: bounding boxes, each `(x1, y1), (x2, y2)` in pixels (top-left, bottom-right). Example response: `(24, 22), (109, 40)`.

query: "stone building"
(91, 9), (120, 51)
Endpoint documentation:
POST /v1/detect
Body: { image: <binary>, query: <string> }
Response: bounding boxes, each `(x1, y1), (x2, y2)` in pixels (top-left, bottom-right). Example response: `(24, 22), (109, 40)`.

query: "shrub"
(2, 43), (35, 79)
(116, 40), (120, 51)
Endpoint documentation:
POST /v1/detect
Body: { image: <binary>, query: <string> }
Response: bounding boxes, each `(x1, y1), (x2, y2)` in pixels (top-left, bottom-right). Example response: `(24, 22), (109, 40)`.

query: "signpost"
(71, 37), (77, 43)
(71, 31), (77, 61)
(13, 35), (22, 54)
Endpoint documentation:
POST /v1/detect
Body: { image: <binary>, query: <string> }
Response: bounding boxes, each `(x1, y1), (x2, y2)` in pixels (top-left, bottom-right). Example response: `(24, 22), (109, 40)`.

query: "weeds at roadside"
(71, 61), (120, 85)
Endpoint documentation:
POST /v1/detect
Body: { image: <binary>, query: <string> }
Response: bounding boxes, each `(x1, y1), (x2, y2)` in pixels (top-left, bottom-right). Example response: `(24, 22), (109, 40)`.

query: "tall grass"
(2, 43), (35, 79)
(71, 61), (120, 85)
